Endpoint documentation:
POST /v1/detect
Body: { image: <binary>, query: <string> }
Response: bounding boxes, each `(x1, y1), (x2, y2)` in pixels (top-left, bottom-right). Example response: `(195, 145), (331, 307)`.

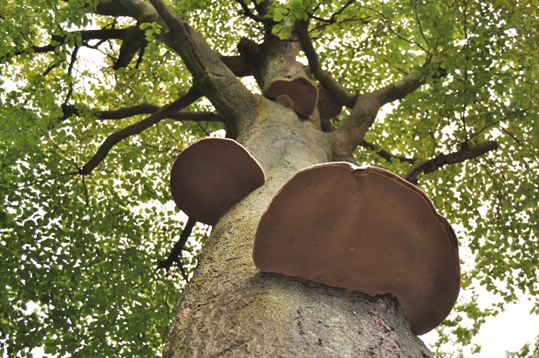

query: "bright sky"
(422, 294), (539, 356)
(473, 300), (538, 357)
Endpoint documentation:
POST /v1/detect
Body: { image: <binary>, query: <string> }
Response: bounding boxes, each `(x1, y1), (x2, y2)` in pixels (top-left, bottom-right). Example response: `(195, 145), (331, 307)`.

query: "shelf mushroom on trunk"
(170, 137), (265, 226)
(252, 162), (460, 335)
(316, 85), (342, 121)
(264, 76), (319, 119)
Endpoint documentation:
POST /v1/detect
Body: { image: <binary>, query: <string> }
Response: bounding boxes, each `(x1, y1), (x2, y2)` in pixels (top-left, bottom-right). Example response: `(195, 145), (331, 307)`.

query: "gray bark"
(162, 101), (433, 358)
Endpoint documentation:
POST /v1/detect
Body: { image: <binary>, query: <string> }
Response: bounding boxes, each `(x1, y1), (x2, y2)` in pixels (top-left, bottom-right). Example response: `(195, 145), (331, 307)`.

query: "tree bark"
(162, 101), (433, 357)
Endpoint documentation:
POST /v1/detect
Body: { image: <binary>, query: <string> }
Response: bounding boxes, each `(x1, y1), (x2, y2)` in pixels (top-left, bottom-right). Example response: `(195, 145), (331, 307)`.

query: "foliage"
(0, 0), (538, 356)
(506, 336), (539, 358)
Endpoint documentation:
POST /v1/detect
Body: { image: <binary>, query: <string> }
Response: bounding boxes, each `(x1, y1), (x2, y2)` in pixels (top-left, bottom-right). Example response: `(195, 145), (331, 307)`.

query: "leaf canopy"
(0, 0), (538, 356)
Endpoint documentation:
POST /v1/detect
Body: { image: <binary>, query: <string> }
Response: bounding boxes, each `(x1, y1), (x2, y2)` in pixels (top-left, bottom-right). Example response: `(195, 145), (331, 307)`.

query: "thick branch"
(371, 68), (447, 107)
(371, 72), (423, 107)
(80, 89), (201, 175)
(405, 141), (499, 184)
(113, 27), (147, 69)
(95, 0), (165, 25)
(331, 94), (380, 161)
(157, 217), (197, 271)
(296, 21), (357, 108)
(148, 0), (257, 135)
(220, 55), (251, 77)
(371, 70), (435, 107)
(67, 28), (139, 41)
(94, 0), (258, 136)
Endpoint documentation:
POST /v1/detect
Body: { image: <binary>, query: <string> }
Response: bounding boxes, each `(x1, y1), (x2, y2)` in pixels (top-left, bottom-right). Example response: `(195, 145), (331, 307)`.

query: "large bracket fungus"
(253, 163), (460, 335)
(264, 76), (319, 119)
(170, 138), (265, 225)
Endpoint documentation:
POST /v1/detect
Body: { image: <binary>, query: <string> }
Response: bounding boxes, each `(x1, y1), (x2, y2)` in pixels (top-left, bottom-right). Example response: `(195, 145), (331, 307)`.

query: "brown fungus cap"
(253, 162), (460, 335)
(275, 94), (294, 109)
(170, 138), (265, 226)
(317, 85), (343, 120)
(264, 76), (319, 118)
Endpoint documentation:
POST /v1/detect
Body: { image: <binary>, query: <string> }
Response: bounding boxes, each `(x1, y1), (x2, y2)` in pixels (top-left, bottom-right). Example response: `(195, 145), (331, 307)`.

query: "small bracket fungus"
(253, 162), (460, 335)
(264, 76), (319, 118)
(275, 94), (294, 109)
(317, 85), (343, 120)
(170, 138), (265, 225)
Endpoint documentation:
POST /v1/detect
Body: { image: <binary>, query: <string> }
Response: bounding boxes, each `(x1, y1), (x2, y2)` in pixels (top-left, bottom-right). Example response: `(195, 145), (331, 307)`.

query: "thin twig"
(158, 217), (197, 272)
(364, 6), (429, 54)
(234, 0), (269, 23)
(359, 139), (417, 164)
(312, 0), (357, 24)
(63, 45), (79, 106)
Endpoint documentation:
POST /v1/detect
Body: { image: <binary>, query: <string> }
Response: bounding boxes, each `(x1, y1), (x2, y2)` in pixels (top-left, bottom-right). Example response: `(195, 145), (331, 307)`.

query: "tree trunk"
(162, 101), (433, 357)
(126, 2), (436, 356)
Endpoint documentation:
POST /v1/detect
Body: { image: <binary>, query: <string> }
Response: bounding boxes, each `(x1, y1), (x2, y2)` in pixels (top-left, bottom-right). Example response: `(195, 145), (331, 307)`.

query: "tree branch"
(95, 0), (165, 26)
(296, 18), (432, 160)
(312, 0), (357, 24)
(371, 63), (448, 107)
(11, 27), (148, 70)
(13, 28), (142, 57)
(157, 217), (197, 272)
(63, 45), (79, 105)
(148, 0), (258, 136)
(296, 20), (357, 108)
(113, 27), (147, 69)
(371, 69), (440, 107)
(405, 141), (499, 184)
(79, 89), (201, 175)
(364, 6), (429, 54)
(93, 0), (259, 137)
(371, 72), (424, 107)
(359, 139), (417, 164)
(62, 103), (222, 122)
(220, 55), (251, 77)
(330, 94), (380, 161)
(234, 0), (269, 23)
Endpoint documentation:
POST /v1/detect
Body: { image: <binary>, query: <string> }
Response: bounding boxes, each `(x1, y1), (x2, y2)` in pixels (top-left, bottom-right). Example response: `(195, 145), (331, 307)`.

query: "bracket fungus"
(317, 85), (343, 120)
(253, 162), (460, 335)
(170, 138), (265, 225)
(264, 76), (319, 118)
